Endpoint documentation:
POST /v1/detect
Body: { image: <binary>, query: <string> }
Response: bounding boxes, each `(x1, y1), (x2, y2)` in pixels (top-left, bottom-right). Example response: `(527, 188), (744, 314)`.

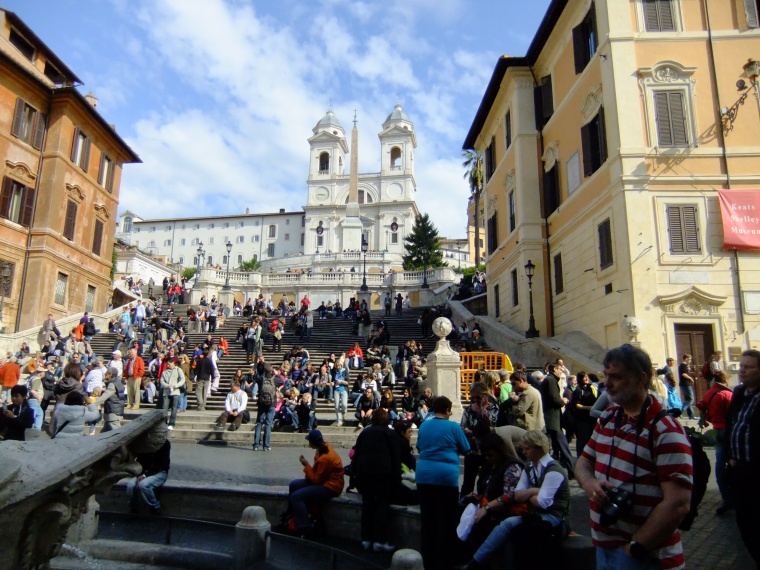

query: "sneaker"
(337, 421), (343, 427)
(362, 541), (372, 551)
(214, 424), (224, 430)
(167, 425), (174, 431)
(252, 446), (259, 451)
(373, 542), (395, 552)
(264, 447), (271, 452)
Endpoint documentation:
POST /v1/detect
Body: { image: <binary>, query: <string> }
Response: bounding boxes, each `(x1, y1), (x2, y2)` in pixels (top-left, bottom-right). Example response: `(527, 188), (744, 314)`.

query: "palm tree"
(462, 149), (484, 267)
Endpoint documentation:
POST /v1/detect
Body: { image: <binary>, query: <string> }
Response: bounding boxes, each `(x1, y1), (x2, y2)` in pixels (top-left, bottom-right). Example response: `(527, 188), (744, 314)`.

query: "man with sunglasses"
(575, 344), (692, 570)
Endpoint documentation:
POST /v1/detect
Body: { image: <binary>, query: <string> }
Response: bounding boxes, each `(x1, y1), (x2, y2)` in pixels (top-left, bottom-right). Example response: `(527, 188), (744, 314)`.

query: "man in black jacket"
(194, 350), (215, 411)
(727, 349), (760, 565)
(0, 385), (35, 440)
(127, 439), (171, 515)
(540, 364), (575, 473)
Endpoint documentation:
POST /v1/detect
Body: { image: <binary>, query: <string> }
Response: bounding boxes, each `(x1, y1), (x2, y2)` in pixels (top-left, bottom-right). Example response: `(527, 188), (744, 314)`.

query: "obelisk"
(342, 111), (363, 251)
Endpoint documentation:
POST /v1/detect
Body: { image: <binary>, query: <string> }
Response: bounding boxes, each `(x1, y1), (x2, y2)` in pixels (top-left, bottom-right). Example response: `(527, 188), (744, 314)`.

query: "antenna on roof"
(353, 109), (357, 127)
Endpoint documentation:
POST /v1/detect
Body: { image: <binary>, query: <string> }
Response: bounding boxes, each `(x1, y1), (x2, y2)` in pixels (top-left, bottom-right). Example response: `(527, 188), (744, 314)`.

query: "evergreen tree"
(403, 213), (445, 270)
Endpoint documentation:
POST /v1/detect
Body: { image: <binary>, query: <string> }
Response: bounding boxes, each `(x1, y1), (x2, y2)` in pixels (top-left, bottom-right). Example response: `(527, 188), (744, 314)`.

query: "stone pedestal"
(357, 290), (372, 308)
(235, 506), (270, 569)
(218, 290), (235, 310)
(424, 317), (463, 421)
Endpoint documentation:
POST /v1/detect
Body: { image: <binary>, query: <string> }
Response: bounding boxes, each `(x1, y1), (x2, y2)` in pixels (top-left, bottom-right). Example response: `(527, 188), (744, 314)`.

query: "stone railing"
(0, 409), (167, 570)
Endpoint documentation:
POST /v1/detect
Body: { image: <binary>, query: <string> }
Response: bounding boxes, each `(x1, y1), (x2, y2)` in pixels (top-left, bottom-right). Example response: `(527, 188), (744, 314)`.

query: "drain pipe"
(704, 0), (745, 334)
(529, 66), (555, 337)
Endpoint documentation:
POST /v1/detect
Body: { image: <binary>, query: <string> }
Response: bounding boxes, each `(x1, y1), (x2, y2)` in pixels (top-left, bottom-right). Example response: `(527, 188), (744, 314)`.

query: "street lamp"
(223, 241), (232, 291)
(524, 259), (539, 338)
(0, 264), (11, 323)
(421, 246), (429, 289)
(360, 237), (368, 292)
(457, 240), (462, 270)
(194, 242), (204, 287)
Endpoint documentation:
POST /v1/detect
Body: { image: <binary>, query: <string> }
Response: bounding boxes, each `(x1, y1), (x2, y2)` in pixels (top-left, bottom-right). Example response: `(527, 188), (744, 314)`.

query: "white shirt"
(84, 366), (106, 394)
(516, 453), (564, 510)
(108, 359), (123, 378)
(225, 389), (248, 413)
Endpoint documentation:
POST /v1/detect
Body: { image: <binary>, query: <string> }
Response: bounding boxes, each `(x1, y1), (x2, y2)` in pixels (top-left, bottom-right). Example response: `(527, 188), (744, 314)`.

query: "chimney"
(245, 208), (250, 215)
(84, 92), (98, 108)
(279, 208), (285, 213)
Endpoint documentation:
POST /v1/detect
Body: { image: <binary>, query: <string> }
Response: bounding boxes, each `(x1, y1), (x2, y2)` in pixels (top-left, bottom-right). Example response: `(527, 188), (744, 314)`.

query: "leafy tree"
(462, 149), (484, 267)
(181, 267), (196, 280)
(240, 255), (261, 271)
(403, 213), (445, 270)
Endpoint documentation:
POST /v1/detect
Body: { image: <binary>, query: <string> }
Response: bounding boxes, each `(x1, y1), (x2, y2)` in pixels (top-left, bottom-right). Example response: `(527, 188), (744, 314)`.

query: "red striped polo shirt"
(582, 398), (693, 569)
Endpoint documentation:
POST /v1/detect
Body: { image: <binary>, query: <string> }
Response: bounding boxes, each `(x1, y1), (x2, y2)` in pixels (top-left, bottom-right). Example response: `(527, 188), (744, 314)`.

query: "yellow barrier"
(459, 352), (513, 400)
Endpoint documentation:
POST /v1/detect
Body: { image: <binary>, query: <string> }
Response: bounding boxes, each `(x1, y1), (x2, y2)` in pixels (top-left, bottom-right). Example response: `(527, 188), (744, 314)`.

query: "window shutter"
(597, 107), (608, 163)
(70, 127), (80, 162)
(92, 220), (104, 256)
(581, 122), (593, 177)
(573, 24), (586, 74)
(107, 161), (115, 192)
(20, 185), (35, 228)
(554, 253), (564, 294)
(63, 200), (77, 240)
(644, 0), (659, 30)
(654, 91), (688, 147)
(598, 218), (613, 269)
(99, 153), (106, 184)
(11, 98), (25, 138)
(654, 92), (673, 146)
(81, 137), (91, 172)
(745, 0), (759, 28)
(542, 76), (554, 121)
(534, 85), (544, 130)
(668, 92), (688, 146)
(667, 206), (685, 253)
(682, 205), (700, 253)
(0, 177), (13, 219)
(505, 111), (512, 149)
(543, 166), (560, 217)
(658, 0), (675, 30)
(31, 111), (46, 150)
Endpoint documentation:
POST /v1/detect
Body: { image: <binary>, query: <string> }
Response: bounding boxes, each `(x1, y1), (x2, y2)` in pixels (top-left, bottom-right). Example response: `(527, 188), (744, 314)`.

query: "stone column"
(235, 506), (270, 569)
(424, 317), (463, 421)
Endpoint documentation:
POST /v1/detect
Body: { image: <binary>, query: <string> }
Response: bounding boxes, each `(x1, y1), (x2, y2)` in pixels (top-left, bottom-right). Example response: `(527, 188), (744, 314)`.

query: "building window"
(98, 155), (115, 192)
(237, 221), (244, 228)
(643, 0), (676, 31)
(268, 225), (277, 238)
(654, 91), (688, 147)
(511, 269), (519, 307)
(252, 235), (259, 243)
(92, 220), (104, 256)
(85, 285), (96, 313)
(667, 205), (701, 254)
(209, 223), (215, 229)
(223, 222), (229, 229)
(193, 224), (200, 230)
(554, 253), (564, 294)
(391, 233), (399, 244)
(319, 152), (330, 173)
(0, 177), (35, 228)
(150, 226), (156, 232)
(598, 218), (614, 269)
(317, 235), (324, 247)
(504, 111), (512, 150)
(9, 28), (35, 60)
(11, 98), (46, 149)
(267, 243), (275, 257)
(192, 238), (199, 245)
(207, 256), (213, 266)
(494, 284), (501, 317)
(543, 164), (560, 217)
(123, 217), (133, 233)
(224, 236), (229, 243)
(63, 200), (77, 241)
(301, 233), (305, 246)
(285, 233), (290, 241)
(508, 191), (516, 233)
(147, 240), (156, 248)
(484, 136), (496, 181)
(180, 238), (186, 245)
(390, 146), (402, 169)
(236, 236), (244, 243)
(164, 239), (171, 246)
(237, 254), (243, 265)
(208, 237), (214, 245)
(222, 255), (228, 264)
(286, 219), (290, 225)
(193, 256), (199, 265)
(487, 213), (498, 255)
(581, 107), (607, 177)
(165, 225), (171, 231)
(573, 3), (598, 74)
(179, 256), (184, 265)
(534, 75), (554, 129)
(70, 128), (91, 172)
(745, 0), (759, 28)
(54, 273), (68, 305)
(302, 216), (306, 227)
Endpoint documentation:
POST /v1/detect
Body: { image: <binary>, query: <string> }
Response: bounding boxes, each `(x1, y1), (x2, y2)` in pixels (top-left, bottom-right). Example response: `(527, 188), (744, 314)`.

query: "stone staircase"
(86, 305), (463, 447)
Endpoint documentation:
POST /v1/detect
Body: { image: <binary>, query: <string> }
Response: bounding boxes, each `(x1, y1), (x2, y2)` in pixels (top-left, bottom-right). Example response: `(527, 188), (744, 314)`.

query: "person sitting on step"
(214, 381), (249, 432)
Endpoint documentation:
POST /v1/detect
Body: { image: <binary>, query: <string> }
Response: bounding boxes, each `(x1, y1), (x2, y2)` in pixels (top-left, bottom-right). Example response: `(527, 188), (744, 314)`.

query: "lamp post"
(223, 241), (232, 291)
(194, 242), (204, 287)
(0, 264), (11, 323)
(457, 240), (462, 270)
(360, 237), (368, 292)
(524, 259), (539, 338)
(421, 246), (429, 289)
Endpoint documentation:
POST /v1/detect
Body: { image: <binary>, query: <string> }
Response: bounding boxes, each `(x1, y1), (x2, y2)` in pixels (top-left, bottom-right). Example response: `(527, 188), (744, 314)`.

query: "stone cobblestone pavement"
(168, 443), (753, 569)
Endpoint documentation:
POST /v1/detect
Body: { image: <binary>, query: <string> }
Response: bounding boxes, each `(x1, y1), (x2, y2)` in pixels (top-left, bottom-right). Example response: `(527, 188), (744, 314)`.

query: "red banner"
(718, 190), (760, 250)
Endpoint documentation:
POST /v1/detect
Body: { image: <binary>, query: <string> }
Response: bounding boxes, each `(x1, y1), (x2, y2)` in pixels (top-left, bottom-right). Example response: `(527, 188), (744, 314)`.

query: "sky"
(4, 0), (550, 238)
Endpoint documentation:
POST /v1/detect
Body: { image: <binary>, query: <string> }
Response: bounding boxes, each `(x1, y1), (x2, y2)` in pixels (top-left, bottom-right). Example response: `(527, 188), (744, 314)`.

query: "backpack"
(701, 362), (713, 382)
(647, 409), (710, 531)
(259, 376), (276, 407)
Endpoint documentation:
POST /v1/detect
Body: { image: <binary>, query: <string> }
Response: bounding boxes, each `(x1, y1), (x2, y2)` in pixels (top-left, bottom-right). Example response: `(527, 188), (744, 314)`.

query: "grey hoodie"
(50, 404), (100, 438)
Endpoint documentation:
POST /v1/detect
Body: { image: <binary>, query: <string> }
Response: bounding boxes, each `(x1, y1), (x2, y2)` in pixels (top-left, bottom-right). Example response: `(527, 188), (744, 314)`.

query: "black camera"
(599, 487), (634, 526)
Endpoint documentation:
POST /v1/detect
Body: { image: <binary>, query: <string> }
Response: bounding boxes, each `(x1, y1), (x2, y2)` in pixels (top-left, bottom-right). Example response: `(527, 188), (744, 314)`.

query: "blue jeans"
(28, 399), (43, 430)
(126, 471), (168, 511)
(288, 478), (337, 530)
(178, 392), (188, 411)
(474, 513), (561, 565)
(596, 546), (660, 570)
(254, 406), (274, 449)
(681, 386), (695, 419)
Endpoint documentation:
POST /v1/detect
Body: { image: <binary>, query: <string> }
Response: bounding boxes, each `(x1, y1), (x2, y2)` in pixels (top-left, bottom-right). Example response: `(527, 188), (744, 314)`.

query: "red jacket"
(123, 356), (145, 379)
(697, 383), (732, 429)
(1, 362), (21, 388)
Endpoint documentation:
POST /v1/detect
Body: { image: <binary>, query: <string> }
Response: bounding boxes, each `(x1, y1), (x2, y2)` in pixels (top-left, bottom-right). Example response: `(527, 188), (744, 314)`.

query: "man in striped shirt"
(575, 344), (693, 570)
(726, 349), (760, 566)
